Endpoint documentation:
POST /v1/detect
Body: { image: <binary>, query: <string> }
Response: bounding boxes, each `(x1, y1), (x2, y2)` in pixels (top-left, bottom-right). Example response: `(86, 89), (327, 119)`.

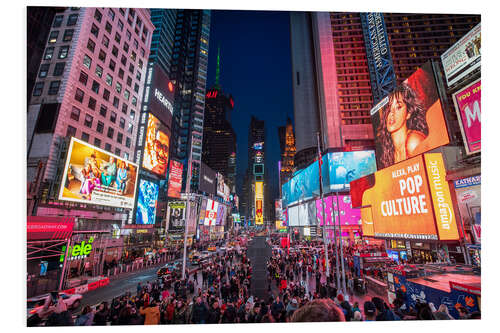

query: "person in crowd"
(139, 300), (160, 325)
(93, 302), (110, 325)
(291, 299), (345, 322)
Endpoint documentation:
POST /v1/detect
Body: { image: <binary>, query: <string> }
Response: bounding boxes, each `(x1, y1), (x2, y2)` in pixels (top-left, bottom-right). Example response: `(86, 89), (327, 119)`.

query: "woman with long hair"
(376, 83), (429, 168)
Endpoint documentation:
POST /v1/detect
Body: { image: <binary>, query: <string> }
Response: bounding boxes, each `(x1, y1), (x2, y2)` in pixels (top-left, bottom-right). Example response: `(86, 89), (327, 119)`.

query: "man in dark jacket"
(207, 301), (221, 324)
(270, 296), (284, 321)
(191, 297), (208, 324)
(221, 301), (237, 323)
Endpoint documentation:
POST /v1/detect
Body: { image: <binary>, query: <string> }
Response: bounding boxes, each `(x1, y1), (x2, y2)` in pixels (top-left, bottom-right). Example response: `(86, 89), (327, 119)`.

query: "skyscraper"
(148, 9), (177, 76)
(278, 117), (296, 189)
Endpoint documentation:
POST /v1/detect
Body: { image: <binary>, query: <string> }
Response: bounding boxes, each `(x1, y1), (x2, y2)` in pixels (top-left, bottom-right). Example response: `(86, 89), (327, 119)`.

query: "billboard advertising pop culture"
(350, 153), (459, 241)
(370, 62), (450, 170)
(451, 79), (481, 155)
(59, 137), (139, 209)
(168, 201), (186, 231)
(167, 159), (183, 198)
(216, 172), (225, 197)
(204, 199), (219, 226)
(135, 179), (159, 225)
(143, 113), (170, 177)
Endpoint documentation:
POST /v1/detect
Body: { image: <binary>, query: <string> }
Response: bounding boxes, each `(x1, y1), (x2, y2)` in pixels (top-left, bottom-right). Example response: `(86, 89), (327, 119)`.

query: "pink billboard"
(316, 195), (361, 226)
(452, 79), (481, 155)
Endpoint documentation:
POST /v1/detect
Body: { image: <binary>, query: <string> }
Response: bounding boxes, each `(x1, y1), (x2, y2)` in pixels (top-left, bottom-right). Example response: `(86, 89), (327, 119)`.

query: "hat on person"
(292, 299), (298, 305)
(336, 294), (344, 303)
(364, 301), (376, 315)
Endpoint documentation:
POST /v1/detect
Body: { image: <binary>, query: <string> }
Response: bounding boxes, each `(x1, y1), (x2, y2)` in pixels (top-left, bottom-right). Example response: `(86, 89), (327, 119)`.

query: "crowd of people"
(28, 236), (480, 326)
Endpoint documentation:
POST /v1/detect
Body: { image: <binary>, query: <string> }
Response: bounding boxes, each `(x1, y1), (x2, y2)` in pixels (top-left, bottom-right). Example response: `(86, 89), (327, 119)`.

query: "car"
(207, 246), (217, 252)
(219, 246), (226, 252)
(27, 292), (83, 320)
(157, 261), (181, 278)
(190, 255), (202, 265)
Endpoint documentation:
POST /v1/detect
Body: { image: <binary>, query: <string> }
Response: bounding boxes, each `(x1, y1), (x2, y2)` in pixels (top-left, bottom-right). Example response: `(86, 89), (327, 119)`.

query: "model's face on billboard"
(386, 93), (409, 133)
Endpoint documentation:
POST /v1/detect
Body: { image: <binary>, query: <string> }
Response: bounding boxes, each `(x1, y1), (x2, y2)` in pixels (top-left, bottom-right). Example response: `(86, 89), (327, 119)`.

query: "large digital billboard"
(143, 113), (170, 177)
(216, 173), (225, 197)
(255, 181), (264, 224)
(198, 198), (207, 225)
(167, 159), (183, 198)
(281, 151), (376, 207)
(350, 153), (459, 240)
(167, 201), (186, 232)
(59, 137), (138, 209)
(135, 179), (159, 225)
(451, 79), (481, 155)
(316, 195), (361, 227)
(146, 62), (175, 127)
(199, 162), (216, 195)
(370, 62), (450, 170)
(441, 23), (481, 87)
(216, 203), (225, 226)
(204, 199), (219, 226)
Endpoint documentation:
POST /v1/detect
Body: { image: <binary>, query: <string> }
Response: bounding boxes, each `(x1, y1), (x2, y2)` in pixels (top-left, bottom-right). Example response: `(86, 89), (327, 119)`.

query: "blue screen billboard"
(135, 179), (159, 225)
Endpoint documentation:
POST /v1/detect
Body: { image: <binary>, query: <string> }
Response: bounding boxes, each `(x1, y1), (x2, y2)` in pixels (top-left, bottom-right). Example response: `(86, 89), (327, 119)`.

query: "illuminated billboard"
(350, 153), (459, 240)
(316, 195), (361, 227)
(198, 198), (207, 225)
(255, 181), (264, 224)
(204, 199), (219, 226)
(216, 203), (225, 226)
(167, 201), (185, 232)
(451, 79), (481, 155)
(254, 163), (264, 175)
(253, 142), (263, 150)
(135, 179), (159, 225)
(59, 137), (138, 209)
(199, 162), (216, 195)
(370, 62), (450, 170)
(167, 159), (183, 198)
(143, 113), (170, 177)
(275, 199), (283, 221)
(216, 173), (225, 197)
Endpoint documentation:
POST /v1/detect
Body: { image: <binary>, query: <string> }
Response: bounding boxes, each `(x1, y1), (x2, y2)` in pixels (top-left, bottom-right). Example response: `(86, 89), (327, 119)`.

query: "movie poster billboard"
(350, 153), (459, 240)
(198, 198), (207, 225)
(135, 179), (159, 225)
(216, 173), (225, 197)
(204, 199), (218, 226)
(370, 62), (450, 170)
(167, 201), (186, 232)
(441, 23), (481, 87)
(452, 79), (481, 155)
(167, 159), (183, 198)
(142, 113), (170, 177)
(59, 137), (138, 209)
(255, 181), (264, 224)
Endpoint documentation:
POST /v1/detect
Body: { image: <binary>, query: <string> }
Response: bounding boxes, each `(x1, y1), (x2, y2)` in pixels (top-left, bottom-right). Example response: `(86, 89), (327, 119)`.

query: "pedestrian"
(75, 306), (95, 326)
(363, 301), (377, 321)
(139, 300), (160, 325)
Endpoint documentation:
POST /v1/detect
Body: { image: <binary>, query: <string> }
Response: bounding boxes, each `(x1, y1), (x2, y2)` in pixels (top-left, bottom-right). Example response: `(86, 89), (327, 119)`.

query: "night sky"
(206, 10), (294, 204)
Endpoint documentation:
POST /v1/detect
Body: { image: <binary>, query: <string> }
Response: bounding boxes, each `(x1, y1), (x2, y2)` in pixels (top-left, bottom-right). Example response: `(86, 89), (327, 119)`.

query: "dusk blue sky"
(206, 10), (294, 204)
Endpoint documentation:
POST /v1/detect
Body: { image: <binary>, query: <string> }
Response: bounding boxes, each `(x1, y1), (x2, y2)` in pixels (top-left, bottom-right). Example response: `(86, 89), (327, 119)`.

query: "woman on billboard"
(376, 83), (429, 168)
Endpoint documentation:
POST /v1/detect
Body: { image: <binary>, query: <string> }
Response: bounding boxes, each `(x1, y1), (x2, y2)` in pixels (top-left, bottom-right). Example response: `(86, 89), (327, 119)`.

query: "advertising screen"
(370, 62), (450, 169)
(216, 203), (225, 226)
(198, 198), (207, 225)
(216, 173), (225, 197)
(254, 164), (264, 175)
(452, 79), (481, 155)
(288, 205), (299, 227)
(253, 142), (263, 150)
(223, 184), (230, 202)
(135, 179), (159, 225)
(350, 154), (458, 240)
(168, 201), (186, 232)
(317, 195), (361, 227)
(204, 199), (219, 226)
(147, 62), (175, 126)
(142, 113), (170, 177)
(275, 199), (283, 221)
(255, 181), (264, 224)
(199, 162), (216, 195)
(441, 23), (481, 87)
(167, 159), (183, 198)
(59, 137), (138, 209)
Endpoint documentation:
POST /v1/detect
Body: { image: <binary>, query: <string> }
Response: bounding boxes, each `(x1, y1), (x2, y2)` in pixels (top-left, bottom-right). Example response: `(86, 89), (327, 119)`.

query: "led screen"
(167, 159), (183, 198)
(142, 113), (170, 177)
(168, 201), (186, 232)
(135, 179), (159, 225)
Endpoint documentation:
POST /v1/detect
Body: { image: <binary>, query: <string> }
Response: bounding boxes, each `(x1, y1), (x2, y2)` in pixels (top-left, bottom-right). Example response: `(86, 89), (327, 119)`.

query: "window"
(126, 30), (131, 41)
(105, 74), (113, 86)
(125, 137), (131, 148)
(38, 64), (49, 78)
(81, 132), (89, 142)
(86, 94), (96, 109)
(119, 8), (125, 16)
(83, 54), (92, 69)
(128, 63), (134, 74)
(103, 88), (110, 101)
(98, 49), (106, 62)
(112, 46), (118, 57)
(53, 15), (63, 27)
(124, 90), (130, 100)
(116, 82), (122, 93)
(109, 59), (116, 71)
(105, 143), (112, 152)
(99, 105), (107, 117)
(84, 114), (93, 128)
(102, 35), (109, 48)
(124, 152), (129, 160)
(126, 76), (132, 87)
(135, 71), (141, 81)
(66, 125), (77, 137)
(127, 122), (133, 134)
(113, 97), (119, 108)
(105, 22), (112, 34)
(129, 110), (135, 120)
(89, 81), (99, 95)
(48, 81), (60, 95)
(108, 9), (115, 21)
(94, 138), (101, 147)
(94, 9), (102, 22)
(115, 147), (121, 156)
(79, 71), (88, 85)
(117, 132), (123, 144)
(53, 62), (65, 76)
(44, 47), (54, 60)
(87, 38), (96, 52)
(140, 47), (145, 57)
(121, 104), (127, 114)
(133, 39), (138, 49)
(67, 14), (78, 26)
(63, 29), (74, 42)
(33, 82), (43, 96)
(91, 24), (99, 38)
(58, 46), (69, 59)
(118, 68), (124, 79)
(118, 20), (124, 31)
(70, 106), (80, 121)
(107, 127), (114, 139)
(48, 30), (58, 44)
(123, 42), (129, 53)
(96, 121), (104, 133)
(121, 55), (127, 66)
(95, 65), (103, 78)
(74, 88), (84, 102)
(131, 96), (137, 106)
(110, 111), (117, 123)
(119, 117), (126, 129)
(134, 83), (139, 93)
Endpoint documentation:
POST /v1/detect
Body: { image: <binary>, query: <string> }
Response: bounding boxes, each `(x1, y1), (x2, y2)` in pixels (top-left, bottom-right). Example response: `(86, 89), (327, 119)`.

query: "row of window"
(43, 45), (69, 60)
(66, 124), (130, 158)
(48, 29), (74, 44)
(33, 81), (60, 96)
(52, 13), (78, 28)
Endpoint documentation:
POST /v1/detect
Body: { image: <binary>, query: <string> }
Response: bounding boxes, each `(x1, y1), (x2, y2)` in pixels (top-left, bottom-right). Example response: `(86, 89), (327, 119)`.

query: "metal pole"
(317, 133), (330, 278)
(336, 192), (347, 296)
(182, 136), (194, 280)
(58, 237), (72, 291)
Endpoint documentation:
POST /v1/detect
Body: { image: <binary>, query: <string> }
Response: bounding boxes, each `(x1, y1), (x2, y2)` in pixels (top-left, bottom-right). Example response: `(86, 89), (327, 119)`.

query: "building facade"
(278, 117), (296, 190)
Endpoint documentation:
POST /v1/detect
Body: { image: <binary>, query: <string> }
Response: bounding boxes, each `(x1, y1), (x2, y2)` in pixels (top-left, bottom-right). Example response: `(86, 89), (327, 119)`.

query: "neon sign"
(60, 237), (94, 261)
(154, 89), (174, 114)
(206, 90), (218, 99)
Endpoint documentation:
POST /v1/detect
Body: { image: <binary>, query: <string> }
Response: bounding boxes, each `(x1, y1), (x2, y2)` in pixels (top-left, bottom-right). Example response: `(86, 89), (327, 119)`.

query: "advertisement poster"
(142, 113), (170, 177)
(255, 181), (264, 224)
(223, 183), (230, 202)
(168, 201), (186, 231)
(441, 23), (481, 87)
(216, 173), (225, 197)
(135, 179), (159, 225)
(216, 203), (225, 226)
(27, 216), (75, 241)
(452, 79), (481, 155)
(333, 195), (362, 226)
(370, 62), (450, 169)
(204, 199), (219, 226)
(275, 199), (283, 221)
(167, 159), (183, 198)
(59, 137), (138, 209)
(198, 198), (207, 225)
(199, 162), (216, 195)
